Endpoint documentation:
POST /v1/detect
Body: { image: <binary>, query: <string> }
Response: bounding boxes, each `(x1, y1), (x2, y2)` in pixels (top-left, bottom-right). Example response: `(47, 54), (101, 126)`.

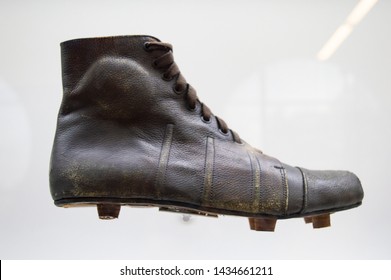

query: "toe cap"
(300, 168), (364, 214)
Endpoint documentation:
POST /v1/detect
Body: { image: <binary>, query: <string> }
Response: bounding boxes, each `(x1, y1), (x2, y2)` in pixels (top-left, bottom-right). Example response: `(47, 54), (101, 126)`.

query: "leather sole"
(55, 197), (361, 232)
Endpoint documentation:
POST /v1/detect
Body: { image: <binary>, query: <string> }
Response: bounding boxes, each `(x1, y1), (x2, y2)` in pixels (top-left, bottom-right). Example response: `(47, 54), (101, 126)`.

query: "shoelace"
(144, 41), (242, 144)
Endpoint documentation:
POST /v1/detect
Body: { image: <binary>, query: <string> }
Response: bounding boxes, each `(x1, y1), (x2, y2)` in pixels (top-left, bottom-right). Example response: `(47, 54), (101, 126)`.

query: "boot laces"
(144, 41), (241, 144)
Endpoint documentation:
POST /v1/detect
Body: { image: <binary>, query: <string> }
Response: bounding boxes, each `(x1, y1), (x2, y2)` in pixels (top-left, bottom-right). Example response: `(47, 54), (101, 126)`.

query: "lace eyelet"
(187, 103), (197, 112)
(162, 73), (173, 81)
(143, 42), (151, 51)
(173, 84), (186, 95)
(219, 128), (229, 136)
(201, 115), (211, 124)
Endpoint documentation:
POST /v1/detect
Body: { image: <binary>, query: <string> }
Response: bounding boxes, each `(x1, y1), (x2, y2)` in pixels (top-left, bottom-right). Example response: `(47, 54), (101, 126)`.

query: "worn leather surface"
(50, 35), (364, 217)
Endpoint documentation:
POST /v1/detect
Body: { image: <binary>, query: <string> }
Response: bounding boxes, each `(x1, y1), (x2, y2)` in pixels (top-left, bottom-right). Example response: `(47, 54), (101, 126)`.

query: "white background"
(2, 260), (391, 279)
(0, 0), (390, 259)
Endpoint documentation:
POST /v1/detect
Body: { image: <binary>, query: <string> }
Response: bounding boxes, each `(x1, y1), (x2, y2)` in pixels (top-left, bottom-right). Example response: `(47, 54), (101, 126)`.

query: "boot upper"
(50, 35), (364, 217)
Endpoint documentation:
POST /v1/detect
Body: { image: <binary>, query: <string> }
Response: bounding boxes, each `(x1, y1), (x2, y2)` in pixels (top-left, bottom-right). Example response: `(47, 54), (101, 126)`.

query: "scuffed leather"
(50, 35), (364, 217)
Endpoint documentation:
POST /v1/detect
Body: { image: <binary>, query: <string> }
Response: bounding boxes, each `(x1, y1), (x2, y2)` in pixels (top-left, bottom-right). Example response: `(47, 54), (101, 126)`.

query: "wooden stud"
(97, 204), (121, 220)
(312, 213), (331, 228)
(253, 217), (277, 232)
(304, 216), (313, 224)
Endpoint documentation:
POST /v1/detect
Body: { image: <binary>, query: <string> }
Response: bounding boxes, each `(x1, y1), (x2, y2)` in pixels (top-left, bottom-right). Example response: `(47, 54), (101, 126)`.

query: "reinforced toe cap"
(301, 168), (364, 214)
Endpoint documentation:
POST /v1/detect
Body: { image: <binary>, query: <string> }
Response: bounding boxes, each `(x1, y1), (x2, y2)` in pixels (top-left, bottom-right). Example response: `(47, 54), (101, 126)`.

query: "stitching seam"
(155, 124), (174, 198)
(202, 137), (215, 205)
(282, 167), (289, 215)
(297, 167), (308, 213)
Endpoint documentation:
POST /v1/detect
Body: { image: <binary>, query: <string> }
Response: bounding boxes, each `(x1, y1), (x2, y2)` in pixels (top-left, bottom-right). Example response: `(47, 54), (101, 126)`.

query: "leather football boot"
(49, 35), (364, 231)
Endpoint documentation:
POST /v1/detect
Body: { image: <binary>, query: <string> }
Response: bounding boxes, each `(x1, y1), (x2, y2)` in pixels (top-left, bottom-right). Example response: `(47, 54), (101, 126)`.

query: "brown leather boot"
(50, 35), (363, 231)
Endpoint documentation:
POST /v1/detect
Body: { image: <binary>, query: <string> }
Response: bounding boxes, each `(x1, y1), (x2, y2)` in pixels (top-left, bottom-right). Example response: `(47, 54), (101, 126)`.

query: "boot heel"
(97, 204), (121, 220)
